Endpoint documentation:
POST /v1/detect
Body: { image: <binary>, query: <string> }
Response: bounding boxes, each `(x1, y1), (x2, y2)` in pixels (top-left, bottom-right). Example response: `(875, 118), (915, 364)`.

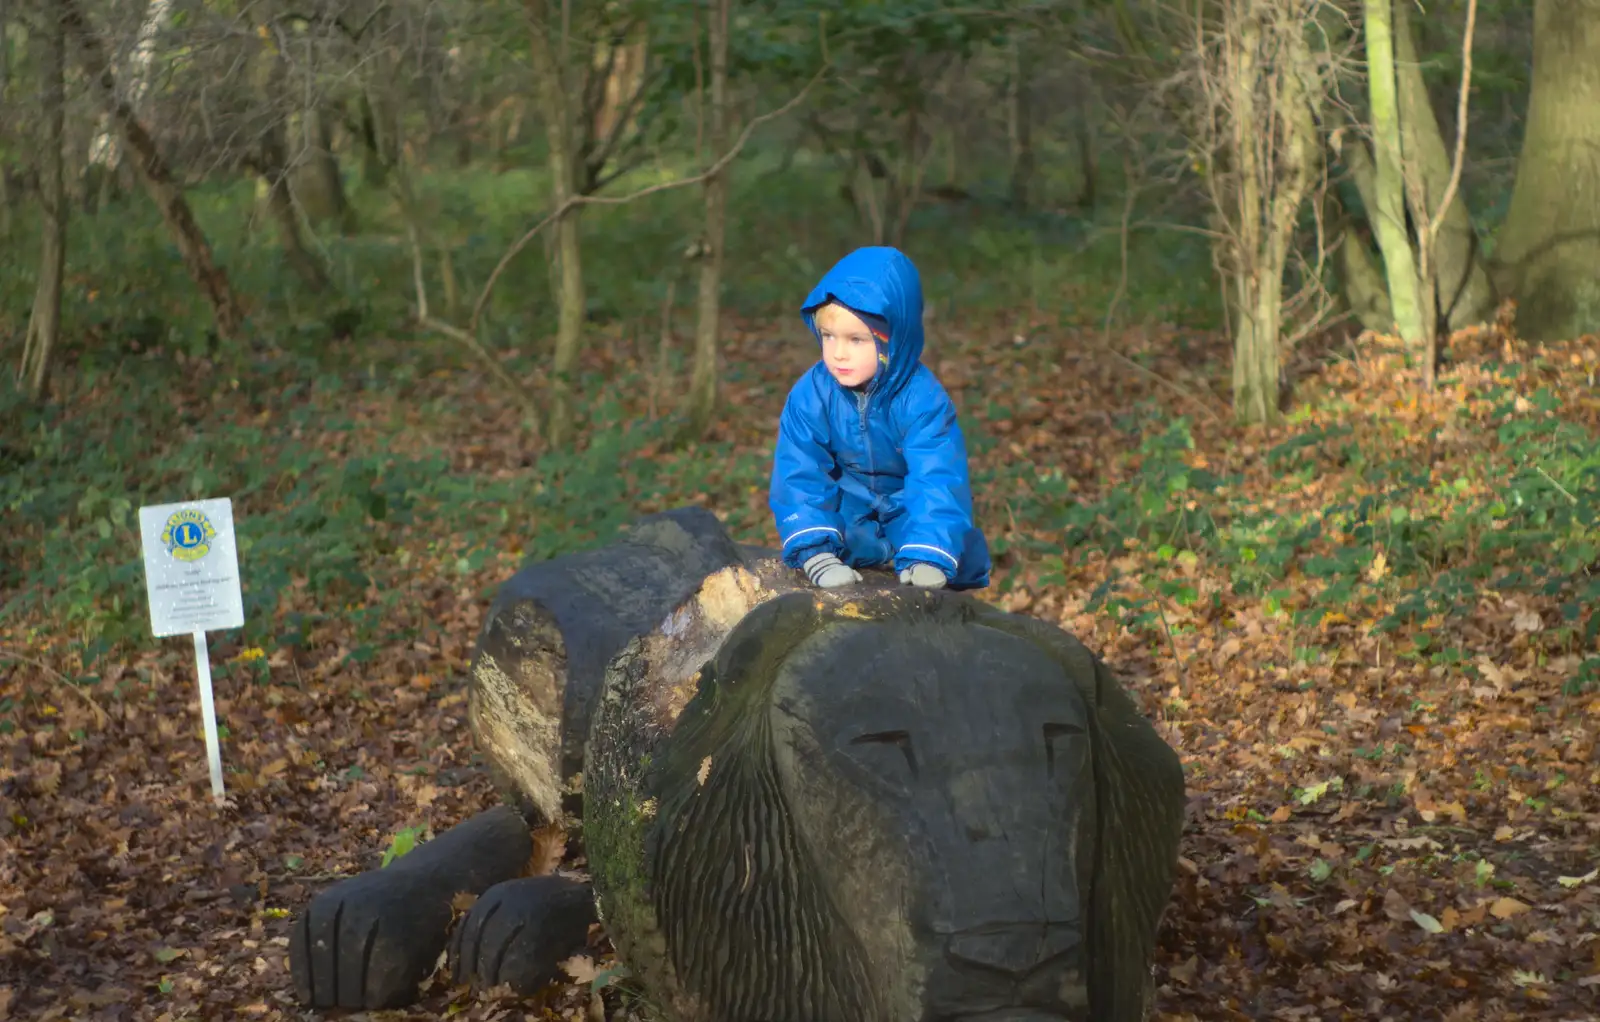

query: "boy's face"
(815, 303), (880, 388)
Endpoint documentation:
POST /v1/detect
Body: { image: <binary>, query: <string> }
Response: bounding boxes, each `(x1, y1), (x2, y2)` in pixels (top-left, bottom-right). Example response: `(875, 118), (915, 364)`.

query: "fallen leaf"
(1169, 955), (1199, 985)
(1367, 551), (1388, 582)
(1488, 897), (1530, 919)
(1410, 909), (1443, 934)
(529, 822), (567, 877)
(1215, 637), (1242, 664)
(560, 954), (599, 985)
(1382, 888), (1411, 922)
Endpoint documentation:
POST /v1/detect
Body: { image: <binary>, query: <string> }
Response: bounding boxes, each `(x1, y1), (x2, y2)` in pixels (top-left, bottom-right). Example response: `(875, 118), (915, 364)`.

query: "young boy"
(769, 246), (992, 591)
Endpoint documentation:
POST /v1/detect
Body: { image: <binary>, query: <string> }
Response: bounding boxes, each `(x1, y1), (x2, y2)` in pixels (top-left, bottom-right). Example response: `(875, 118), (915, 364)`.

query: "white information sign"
(139, 498), (245, 637)
(138, 497), (245, 803)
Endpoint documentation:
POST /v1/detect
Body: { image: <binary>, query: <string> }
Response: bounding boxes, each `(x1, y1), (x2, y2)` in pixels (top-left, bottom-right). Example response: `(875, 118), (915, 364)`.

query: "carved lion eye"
(850, 730), (918, 778)
(1042, 721), (1085, 778)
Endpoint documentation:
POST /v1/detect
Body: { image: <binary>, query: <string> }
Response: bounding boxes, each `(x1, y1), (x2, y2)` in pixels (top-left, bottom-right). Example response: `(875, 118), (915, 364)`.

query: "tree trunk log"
(468, 506), (1186, 1022)
(466, 507), (758, 824)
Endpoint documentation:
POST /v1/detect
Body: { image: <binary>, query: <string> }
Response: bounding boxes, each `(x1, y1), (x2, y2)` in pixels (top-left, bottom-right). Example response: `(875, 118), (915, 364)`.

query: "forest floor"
(2, 310), (1598, 1021)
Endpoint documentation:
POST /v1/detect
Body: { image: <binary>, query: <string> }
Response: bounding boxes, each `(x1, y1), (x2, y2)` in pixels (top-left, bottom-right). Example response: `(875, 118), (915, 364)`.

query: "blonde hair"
(813, 302), (861, 331)
(814, 302), (889, 344)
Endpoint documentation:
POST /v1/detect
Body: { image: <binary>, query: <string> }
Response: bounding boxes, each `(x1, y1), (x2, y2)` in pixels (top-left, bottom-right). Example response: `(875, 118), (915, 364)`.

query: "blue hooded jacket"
(769, 247), (992, 590)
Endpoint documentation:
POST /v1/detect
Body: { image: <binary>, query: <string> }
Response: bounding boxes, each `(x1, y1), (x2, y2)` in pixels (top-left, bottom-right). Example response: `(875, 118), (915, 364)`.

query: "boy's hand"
(804, 552), (863, 589)
(898, 563), (947, 589)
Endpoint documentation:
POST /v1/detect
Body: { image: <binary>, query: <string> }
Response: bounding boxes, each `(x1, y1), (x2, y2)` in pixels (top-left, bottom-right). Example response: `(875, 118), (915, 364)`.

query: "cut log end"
(637, 563), (779, 728)
(631, 560), (927, 733)
(469, 602), (568, 824)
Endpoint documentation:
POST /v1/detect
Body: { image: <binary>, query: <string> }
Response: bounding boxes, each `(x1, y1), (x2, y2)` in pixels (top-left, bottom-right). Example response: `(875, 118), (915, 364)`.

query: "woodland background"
(0, 0), (1597, 1019)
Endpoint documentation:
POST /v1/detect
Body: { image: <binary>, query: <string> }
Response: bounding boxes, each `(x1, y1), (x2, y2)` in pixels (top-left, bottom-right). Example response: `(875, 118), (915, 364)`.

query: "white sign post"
(138, 498), (245, 804)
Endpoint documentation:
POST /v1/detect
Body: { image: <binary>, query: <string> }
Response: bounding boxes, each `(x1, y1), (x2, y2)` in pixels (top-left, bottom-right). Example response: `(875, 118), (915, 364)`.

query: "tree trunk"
(684, 0), (729, 440)
(1393, 0), (1495, 330)
(1490, 0), (1600, 342)
(248, 14), (328, 292)
(593, 30), (647, 145)
(1232, 243), (1286, 425)
(61, 0), (243, 341)
(1338, 229), (1395, 335)
(18, 4), (65, 402)
(356, 91), (391, 190)
(1222, 3), (1318, 425)
(1074, 91), (1096, 210)
(83, 0), (174, 210)
(1335, 130), (1395, 332)
(1008, 33), (1035, 210)
(263, 167), (328, 292)
(888, 102), (929, 249)
(1362, 0), (1425, 349)
(0, 0), (12, 237)
(293, 105), (357, 235)
(526, 0), (586, 447)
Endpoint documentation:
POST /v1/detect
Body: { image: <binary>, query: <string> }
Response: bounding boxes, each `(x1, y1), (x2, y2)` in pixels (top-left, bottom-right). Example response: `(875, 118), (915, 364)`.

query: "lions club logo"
(161, 508), (216, 562)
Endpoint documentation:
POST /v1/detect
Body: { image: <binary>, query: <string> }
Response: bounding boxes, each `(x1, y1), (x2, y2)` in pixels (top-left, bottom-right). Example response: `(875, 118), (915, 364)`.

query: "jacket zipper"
(857, 388), (877, 502)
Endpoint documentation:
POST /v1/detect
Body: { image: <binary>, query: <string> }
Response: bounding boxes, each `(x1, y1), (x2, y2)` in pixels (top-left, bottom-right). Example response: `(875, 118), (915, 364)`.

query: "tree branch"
(440, 59), (829, 343)
(273, 7), (387, 43)
(1423, 0), (1476, 249)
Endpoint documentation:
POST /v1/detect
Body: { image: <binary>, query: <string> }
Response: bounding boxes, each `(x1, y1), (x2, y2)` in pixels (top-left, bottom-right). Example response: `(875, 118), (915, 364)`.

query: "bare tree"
(1189, 0), (1342, 424)
(524, 0), (587, 447)
(1409, 0), (1478, 389)
(1392, 0), (1493, 335)
(61, 0), (244, 341)
(84, 0), (174, 209)
(416, 63), (829, 432)
(243, 5), (330, 292)
(17, 4), (66, 401)
(684, 0), (730, 439)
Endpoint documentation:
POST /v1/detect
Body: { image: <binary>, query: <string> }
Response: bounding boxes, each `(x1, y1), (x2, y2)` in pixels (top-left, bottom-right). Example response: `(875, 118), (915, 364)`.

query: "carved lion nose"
(945, 924), (1080, 978)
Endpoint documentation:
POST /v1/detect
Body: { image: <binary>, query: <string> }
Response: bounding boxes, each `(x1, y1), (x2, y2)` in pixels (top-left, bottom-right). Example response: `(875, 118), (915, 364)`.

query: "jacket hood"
(800, 246), (925, 399)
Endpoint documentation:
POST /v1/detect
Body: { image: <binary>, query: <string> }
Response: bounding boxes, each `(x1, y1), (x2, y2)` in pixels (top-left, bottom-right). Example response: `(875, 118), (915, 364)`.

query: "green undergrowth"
(9, 336), (1598, 695)
(0, 145), (1218, 362)
(0, 347), (775, 669)
(991, 364), (1600, 693)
